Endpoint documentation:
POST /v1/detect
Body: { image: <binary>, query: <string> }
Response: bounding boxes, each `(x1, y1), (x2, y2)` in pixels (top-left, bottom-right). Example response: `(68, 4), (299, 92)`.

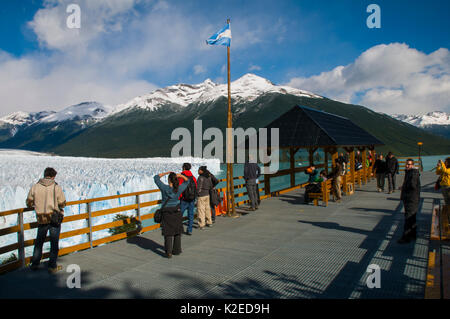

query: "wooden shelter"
(260, 105), (384, 196)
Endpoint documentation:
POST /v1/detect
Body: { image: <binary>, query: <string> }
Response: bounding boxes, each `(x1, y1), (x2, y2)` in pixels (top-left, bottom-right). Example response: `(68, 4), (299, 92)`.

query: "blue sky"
(0, 0), (449, 116)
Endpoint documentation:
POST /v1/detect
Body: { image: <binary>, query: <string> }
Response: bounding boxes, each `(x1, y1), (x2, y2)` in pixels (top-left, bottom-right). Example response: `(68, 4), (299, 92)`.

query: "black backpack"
(182, 175), (197, 202)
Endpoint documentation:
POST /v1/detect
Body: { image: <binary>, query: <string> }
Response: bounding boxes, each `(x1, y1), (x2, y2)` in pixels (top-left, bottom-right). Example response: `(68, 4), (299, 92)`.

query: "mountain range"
(391, 111), (450, 139)
(1, 73), (449, 157)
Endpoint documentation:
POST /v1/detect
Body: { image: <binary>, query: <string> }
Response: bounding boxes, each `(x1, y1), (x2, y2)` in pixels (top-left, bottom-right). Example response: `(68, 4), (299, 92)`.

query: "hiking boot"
(48, 265), (63, 274)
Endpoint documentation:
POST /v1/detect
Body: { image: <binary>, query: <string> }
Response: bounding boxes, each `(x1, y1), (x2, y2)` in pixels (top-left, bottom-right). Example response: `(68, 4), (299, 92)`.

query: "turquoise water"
(214, 154), (450, 201)
(418, 154), (450, 171)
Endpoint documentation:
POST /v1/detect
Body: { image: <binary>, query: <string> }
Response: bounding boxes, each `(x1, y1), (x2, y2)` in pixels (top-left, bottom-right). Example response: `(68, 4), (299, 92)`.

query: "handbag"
(209, 188), (222, 207)
(154, 197), (170, 224)
(50, 185), (64, 225)
(435, 176), (442, 191)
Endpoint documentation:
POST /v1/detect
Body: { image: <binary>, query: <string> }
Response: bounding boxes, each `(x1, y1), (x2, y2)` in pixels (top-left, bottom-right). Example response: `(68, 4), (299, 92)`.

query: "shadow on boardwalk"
(0, 173), (439, 299)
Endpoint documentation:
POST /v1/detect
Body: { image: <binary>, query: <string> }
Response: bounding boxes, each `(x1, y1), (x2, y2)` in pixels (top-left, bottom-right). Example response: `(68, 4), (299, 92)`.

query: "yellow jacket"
(436, 162), (450, 187)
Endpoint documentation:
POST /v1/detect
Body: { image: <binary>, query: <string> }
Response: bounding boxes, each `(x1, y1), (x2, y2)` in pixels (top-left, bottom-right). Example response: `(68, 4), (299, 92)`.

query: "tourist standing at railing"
(197, 166), (214, 229)
(26, 167), (66, 274)
(385, 152), (399, 194)
(154, 171), (189, 258)
(209, 172), (220, 223)
(436, 157), (450, 205)
(244, 157), (261, 211)
(373, 154), (387, 192)
(178, 163), (197, 236)
(329, 159), (343, 203)
(398, 159), (421, 244)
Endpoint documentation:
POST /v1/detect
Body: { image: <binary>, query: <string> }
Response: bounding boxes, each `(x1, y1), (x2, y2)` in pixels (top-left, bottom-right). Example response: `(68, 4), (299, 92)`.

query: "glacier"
(0, 150), (221, 263)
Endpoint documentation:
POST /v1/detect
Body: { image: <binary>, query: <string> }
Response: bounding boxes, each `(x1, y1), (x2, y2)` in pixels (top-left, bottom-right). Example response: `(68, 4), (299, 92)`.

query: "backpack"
(182, 175), (197, 202)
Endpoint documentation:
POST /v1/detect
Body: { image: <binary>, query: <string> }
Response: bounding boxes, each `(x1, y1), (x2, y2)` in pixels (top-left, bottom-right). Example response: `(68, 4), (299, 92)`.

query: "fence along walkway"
(0, 159), (376, 275)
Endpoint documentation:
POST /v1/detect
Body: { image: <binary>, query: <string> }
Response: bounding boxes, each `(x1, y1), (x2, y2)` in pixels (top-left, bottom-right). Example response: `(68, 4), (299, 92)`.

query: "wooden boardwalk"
(0, 171), (444, 299)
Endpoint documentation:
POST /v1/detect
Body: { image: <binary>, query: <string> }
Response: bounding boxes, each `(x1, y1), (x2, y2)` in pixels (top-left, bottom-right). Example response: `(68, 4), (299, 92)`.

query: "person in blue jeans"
(178, 163), (197, 235)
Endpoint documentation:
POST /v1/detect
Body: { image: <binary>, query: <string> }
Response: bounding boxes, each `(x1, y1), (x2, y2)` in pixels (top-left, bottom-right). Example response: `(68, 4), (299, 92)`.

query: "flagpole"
(226, 18), (237, 217)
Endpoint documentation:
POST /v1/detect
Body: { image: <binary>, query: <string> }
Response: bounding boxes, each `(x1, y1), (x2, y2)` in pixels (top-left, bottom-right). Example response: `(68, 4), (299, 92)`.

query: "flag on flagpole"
(206, 23), (231, 46)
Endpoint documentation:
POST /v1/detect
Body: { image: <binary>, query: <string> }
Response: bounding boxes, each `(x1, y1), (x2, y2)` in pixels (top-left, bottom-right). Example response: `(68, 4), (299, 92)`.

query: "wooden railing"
(0, 160), (376, 275)
(398, 157), (423, 172)
(0, 174), (281, 274)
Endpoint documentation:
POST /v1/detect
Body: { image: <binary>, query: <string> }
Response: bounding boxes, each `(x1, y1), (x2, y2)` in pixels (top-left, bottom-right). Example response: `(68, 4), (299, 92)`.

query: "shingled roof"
(263, 105), (384, 148)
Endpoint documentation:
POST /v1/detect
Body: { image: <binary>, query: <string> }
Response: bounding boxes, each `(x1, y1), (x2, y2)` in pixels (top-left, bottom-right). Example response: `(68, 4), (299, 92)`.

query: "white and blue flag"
(206, 23), (231, 46)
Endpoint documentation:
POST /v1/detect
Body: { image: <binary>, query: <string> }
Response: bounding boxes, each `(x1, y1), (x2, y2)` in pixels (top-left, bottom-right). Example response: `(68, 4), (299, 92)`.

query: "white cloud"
(0, 1), (294, 117)
(286, 43), (450, 115)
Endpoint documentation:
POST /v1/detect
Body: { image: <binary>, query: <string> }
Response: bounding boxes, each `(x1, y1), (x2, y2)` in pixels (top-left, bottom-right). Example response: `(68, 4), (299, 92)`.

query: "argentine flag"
(206, 23), (231, 46)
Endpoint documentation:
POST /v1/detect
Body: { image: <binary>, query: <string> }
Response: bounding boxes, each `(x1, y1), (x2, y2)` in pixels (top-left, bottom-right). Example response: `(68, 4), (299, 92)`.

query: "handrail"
(0, 162), (375, 274)
(0, 174), (265, 274)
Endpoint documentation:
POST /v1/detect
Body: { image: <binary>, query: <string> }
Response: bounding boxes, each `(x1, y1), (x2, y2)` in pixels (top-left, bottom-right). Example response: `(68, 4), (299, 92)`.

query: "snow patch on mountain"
(391, 111), (450, 127)
(0, 111), (55, 126)
(39, 102), (113, 123)
(112, 73), (322, 114)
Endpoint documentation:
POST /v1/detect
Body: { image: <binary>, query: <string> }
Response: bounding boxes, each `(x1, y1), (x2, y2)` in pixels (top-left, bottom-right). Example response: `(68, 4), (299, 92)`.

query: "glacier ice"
(0, 151), (221, 263)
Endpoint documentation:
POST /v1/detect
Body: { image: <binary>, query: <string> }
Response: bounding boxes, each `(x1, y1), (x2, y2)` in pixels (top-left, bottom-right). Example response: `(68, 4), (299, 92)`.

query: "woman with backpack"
(154, 171), (189, 258)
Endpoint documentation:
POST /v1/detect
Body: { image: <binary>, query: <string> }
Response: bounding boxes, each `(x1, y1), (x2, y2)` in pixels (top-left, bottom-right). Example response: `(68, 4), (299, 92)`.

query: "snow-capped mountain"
(112, 73), (322, 114)
(0, 102), (112, 127)
(0, 110), (55, 126)
(391, 111), (450, 127)
(1, 73), (321, 128)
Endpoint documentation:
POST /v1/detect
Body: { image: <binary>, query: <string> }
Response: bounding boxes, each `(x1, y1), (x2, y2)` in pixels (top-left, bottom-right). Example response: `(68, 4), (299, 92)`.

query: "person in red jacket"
(178, 163), (197, 235)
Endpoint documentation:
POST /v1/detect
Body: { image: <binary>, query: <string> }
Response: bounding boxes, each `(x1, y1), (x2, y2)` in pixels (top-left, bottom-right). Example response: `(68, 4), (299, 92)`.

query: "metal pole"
(226, 18), (236, 217)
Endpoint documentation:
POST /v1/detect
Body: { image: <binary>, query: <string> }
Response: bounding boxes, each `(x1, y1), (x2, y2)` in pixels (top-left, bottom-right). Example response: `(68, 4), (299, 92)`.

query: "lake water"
(214, 154), (450, 197)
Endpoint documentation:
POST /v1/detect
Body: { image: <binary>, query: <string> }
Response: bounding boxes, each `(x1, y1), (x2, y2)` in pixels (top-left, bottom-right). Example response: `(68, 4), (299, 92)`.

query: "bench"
(309, 179), (332, 207)
(342, 173), (354, 195)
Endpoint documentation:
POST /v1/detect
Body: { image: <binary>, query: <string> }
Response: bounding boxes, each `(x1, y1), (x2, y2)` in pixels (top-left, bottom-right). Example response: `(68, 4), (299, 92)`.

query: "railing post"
(86, 202), (93, 249)
(135, 195), (141, 221)
(17, 211), (25, 268)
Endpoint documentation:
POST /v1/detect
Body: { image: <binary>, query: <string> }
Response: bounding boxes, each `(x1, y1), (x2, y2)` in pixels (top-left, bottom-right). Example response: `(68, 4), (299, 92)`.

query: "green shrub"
(108, 214), (138, 235)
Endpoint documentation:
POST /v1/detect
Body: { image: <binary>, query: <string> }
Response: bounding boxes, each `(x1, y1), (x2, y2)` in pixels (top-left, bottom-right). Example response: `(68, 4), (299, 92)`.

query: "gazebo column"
(324, 147), (329, 174)
(368, 145), (375, 181)
(308, 147), (318, 167)
(330, 147), (338, 168)
(290, 147), (295, 188)
(264, 147), (271, 196)
(345, 147), (355, 190)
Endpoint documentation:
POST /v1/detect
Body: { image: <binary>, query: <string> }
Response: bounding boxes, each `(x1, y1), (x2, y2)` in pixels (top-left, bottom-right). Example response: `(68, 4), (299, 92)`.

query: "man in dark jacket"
(244, 158), (261, 211)
(398, 159), (421, 244)
(372, 154), (387, 192)
(197, 166), (214, 229)
(385, 152), (399, 194)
